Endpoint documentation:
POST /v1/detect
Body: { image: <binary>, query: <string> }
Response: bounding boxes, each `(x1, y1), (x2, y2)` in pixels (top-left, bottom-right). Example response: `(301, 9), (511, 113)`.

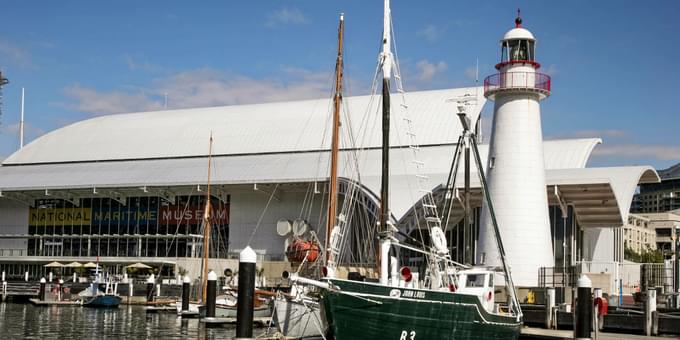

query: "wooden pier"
(200, 316), (271, 328)
(29, 298), (81, 306)
(2, 281), (39, 301)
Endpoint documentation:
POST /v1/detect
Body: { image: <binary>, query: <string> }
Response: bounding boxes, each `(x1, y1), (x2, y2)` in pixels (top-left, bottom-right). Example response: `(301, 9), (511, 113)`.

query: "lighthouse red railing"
(483, 72), (551, 97)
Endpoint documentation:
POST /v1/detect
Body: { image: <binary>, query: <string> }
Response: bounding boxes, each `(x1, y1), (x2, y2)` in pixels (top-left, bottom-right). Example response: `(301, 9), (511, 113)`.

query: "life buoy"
(286, 239), (319, 262)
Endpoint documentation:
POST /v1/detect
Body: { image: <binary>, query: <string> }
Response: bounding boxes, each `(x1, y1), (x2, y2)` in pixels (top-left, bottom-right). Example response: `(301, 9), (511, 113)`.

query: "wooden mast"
(325, 13), (345, 263)
(201, 133), (214, 302)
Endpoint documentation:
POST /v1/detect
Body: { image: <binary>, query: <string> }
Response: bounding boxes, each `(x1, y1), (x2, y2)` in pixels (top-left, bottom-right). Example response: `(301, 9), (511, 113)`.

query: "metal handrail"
(484, 72), (551, 96)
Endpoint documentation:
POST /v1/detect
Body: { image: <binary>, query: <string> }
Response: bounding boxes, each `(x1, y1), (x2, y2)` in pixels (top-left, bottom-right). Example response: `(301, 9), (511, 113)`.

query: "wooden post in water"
(575, 275), (592, 340)
(206, 271), (217, 318)
(236, 246), (256, 339)
(146, 274), (155, 302)
(645, 288), (657, 336)
(545, 287), (555, 329)
(39, 277), (46, 301)
(181, 275), (191, 312)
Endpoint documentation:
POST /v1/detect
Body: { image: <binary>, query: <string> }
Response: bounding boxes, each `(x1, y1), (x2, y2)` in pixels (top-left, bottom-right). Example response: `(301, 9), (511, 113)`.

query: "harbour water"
(0, 303), (244, 339)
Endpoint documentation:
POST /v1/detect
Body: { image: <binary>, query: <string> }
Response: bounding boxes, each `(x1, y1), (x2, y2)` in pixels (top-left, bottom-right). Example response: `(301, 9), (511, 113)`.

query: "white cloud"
(0, 40), (36, 70)
(415, 60), (447, 83)
(63, 84), (163, 115)
(62, 67), (338, 116)
(547, 129), (628, 140)
(417, 25), (442, 43)
(592, 144), (680, 161)
(266, 8), (307, 27)
(0, 121), (47, 143)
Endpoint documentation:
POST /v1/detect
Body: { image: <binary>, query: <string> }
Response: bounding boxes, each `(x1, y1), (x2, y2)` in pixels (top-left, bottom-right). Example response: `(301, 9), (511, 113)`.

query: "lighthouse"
(478, 12), (554, 287)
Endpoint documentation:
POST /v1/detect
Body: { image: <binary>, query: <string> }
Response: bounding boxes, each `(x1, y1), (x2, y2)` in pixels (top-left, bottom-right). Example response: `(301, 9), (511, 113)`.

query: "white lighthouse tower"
(478, 13), (554, 287)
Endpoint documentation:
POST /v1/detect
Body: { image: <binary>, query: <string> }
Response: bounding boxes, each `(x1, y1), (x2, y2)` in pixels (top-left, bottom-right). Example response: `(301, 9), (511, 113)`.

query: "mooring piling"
(236, 246), (256, 339)
(575, 275), (592, 340)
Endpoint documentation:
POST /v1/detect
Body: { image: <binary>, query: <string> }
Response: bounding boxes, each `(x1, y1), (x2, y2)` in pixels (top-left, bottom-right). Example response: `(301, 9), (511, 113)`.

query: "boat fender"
(431, 227), (448, 255)
(487, 291), (493, 301)
(449, 284), (456, 292)
(399, 266), (412, 282)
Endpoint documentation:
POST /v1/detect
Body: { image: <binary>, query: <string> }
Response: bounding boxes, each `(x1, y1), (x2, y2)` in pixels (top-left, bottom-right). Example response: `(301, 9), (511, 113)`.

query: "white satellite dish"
(292, 219), (309, 237)
(276, 219), (292, 236)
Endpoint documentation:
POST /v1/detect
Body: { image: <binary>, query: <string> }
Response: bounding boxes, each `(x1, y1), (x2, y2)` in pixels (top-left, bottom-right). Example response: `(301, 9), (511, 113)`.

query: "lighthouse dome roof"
(502, 27), (535, 41)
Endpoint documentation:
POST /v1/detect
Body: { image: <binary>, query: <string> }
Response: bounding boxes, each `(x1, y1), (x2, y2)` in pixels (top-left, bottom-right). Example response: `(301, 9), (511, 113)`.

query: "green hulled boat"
(320, 274), (521, 340)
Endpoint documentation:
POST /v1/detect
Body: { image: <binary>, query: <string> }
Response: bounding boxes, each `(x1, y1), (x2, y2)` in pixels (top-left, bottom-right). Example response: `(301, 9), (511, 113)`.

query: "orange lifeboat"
(286, 239), (320, 263)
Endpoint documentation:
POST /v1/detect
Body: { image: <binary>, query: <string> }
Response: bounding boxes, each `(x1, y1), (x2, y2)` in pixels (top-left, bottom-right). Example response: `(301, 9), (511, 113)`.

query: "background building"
(635, 162), (680, 213)
(639, 212), (680, 259)
(623, 214), (656, 254)
(0, 86), (659, 288)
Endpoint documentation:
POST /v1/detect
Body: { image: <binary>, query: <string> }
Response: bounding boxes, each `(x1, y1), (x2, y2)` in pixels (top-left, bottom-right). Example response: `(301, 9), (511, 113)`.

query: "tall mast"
(325, 13), (345, 264)
(201, 133), (214, 302)
(379, 0), (393, 285)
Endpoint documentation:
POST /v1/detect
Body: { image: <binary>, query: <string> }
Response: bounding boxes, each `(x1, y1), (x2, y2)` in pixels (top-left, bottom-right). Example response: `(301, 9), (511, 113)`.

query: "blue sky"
(0, 1), (678, 169)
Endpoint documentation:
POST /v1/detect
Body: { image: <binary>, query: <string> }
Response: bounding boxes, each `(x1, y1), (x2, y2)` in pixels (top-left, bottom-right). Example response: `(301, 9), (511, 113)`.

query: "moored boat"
(272, 294), (322, 339)
(83, 294), (122, 308)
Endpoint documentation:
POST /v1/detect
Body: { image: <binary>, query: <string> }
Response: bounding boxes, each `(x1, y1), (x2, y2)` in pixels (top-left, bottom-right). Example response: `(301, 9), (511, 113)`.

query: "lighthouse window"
(510, 40), (526, 61)
(503, 39), (534, 62)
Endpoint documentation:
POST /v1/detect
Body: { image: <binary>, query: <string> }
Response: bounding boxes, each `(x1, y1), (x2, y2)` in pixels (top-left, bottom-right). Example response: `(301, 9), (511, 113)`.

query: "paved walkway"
(521, 326), (680, 339)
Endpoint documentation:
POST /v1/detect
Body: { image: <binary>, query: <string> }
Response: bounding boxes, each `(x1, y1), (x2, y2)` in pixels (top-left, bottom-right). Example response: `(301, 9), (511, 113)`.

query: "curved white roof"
(3, 87), (485, 165)
(543, 138), (601, 169)
(503, 27), (535, 41)
(0, 138), (617, 222)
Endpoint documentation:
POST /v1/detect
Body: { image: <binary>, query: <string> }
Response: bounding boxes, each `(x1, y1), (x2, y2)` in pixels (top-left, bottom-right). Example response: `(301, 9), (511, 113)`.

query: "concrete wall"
(0, 199), (29, 255)
(583, 228), (615, 262)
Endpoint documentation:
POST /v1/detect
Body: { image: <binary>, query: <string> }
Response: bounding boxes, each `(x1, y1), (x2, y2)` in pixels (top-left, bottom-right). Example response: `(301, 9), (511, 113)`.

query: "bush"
(624, 246), (663, 263)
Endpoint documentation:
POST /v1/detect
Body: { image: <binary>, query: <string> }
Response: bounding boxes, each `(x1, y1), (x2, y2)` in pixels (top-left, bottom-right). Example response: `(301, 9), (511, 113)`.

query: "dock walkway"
(521, 326), (679, 339)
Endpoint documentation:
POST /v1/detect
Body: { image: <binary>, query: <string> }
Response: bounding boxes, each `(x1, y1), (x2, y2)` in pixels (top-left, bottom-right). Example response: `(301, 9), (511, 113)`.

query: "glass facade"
(27, 195), (230, 259)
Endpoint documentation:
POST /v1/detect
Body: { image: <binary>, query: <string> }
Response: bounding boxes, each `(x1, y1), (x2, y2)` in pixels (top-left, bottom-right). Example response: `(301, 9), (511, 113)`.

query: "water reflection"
(0, 303), (238, 339)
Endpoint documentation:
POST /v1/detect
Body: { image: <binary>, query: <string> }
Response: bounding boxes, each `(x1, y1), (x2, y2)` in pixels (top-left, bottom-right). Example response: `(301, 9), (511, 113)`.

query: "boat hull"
(83, 295), (122, 308)
(198, 303), (271, 318)
(273, 296), (323, 339)
(321, 279), (521, 340)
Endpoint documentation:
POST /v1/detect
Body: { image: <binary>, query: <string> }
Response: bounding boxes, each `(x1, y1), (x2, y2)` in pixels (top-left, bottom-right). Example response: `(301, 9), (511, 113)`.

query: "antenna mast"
(20, 88), (25, 148)
(0, 71), (9, 126)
